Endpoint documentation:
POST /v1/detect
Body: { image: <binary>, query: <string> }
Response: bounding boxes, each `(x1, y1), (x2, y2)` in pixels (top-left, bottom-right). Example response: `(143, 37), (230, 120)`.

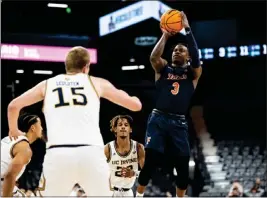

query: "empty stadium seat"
(199, 140), (266, 197)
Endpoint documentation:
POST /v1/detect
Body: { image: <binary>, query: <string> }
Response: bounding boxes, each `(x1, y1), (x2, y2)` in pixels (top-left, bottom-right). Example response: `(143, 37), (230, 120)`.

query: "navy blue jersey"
(155, 64), (195, 115)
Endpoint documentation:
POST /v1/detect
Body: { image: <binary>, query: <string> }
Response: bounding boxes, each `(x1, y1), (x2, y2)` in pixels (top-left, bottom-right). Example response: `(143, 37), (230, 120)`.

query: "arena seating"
(198, 140), (267, 197)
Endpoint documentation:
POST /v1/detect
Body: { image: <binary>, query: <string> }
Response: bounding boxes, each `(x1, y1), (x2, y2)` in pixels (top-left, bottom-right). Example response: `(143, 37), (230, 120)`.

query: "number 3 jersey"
(155, 65), (195, 115)
(43, 73), (104, 147)
(108, 140), (139, 189)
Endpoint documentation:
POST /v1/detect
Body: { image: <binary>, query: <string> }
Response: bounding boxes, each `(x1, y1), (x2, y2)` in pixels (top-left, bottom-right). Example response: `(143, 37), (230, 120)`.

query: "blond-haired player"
(1, 114), (43, 197)
(7, 46), (142, 196)
(105, 115), (145, 197)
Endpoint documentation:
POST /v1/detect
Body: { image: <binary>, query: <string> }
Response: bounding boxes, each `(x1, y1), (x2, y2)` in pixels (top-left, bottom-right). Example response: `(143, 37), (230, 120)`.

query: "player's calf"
(174, 156), (190, 197)
(137, 149), (162, 196)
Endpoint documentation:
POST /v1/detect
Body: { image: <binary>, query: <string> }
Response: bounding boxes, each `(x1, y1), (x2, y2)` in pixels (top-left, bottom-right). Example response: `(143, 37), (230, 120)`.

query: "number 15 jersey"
(43, 73), (104, 147)
(108, 140), (138, 189)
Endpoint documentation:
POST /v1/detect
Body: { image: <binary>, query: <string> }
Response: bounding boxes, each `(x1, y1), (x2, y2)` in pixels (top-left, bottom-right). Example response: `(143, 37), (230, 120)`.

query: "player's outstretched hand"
(121, 167), (135, 178)
(181, 11), (190, 28)
(9, 129), (25, 140)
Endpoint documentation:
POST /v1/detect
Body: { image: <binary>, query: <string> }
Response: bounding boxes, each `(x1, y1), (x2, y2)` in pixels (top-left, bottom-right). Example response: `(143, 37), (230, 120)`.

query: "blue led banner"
(199, 44), (266, 60)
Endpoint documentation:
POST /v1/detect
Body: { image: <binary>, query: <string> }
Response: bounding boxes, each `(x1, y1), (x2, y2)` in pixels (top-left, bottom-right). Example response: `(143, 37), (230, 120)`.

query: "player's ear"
(30, 125), (35, 132)
(82, 64), (90, 74)
(114, 126), (118, 132)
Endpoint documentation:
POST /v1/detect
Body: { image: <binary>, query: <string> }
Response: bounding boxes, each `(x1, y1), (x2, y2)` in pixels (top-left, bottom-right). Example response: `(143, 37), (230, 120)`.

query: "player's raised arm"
(181, 12), (202, 80)
(8, 80), (47, 139)
(150, 32), (170, 73)
(93, 77), (142, 112)
(2, 141), (32, 197)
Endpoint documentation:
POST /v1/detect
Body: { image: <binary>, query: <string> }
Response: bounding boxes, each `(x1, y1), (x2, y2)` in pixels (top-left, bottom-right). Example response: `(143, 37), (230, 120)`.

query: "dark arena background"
(1, 1), (266, 197)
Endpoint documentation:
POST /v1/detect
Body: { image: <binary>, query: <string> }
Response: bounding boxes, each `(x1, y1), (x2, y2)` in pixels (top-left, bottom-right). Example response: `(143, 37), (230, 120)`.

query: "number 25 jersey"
(43, 73), (104, 147)
(108, 140), (138, 189)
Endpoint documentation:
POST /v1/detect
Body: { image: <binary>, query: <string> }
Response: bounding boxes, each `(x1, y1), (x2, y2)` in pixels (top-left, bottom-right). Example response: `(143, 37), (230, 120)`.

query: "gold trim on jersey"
(88, 76), (100, 99)
(10, 139), (29, 158)
(42, 80), (48, 113)
(107, 144), (112, 163)
(13, 188), (26, 197)
(36, 173), (46, 191)
(64, 73), (80, 76)
(109, 175), (114, 191)
(34, 189), (43, 197)
(114, 140), (133, 158)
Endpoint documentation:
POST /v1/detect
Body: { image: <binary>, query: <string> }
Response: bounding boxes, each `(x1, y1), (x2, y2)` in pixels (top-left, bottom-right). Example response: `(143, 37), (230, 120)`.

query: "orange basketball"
(160, 9), (183, 34)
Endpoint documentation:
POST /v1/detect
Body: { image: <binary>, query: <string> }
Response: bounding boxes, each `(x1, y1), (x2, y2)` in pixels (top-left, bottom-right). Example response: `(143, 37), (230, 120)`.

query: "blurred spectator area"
(198, 138), (266, 197)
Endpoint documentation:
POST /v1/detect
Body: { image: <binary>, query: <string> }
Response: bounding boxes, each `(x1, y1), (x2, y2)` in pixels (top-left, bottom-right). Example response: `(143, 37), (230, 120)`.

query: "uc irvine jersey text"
(108, 140), (138, 189)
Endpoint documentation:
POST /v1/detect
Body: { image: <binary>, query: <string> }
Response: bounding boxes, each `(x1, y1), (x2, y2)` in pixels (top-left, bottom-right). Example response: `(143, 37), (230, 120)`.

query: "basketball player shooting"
(7, 46), (142, 196)
(105, 115), (145, 197)
(136, 12), (202, 197)
(1, 114), (43, 197)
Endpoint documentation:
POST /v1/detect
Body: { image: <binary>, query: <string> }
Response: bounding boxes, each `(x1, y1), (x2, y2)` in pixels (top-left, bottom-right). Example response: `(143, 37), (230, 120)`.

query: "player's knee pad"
(138, 149), (162, 186)
(174, 156), (190, 190)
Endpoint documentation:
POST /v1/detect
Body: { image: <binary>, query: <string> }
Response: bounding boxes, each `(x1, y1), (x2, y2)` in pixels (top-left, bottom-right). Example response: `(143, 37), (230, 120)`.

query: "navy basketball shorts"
(145, 109), (190, 157)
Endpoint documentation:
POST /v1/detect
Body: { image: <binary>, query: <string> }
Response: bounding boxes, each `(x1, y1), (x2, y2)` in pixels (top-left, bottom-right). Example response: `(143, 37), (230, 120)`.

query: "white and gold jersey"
(43, 73), (104, 147)
(1, 136), (29, 180)
(108, 140), (138, 189)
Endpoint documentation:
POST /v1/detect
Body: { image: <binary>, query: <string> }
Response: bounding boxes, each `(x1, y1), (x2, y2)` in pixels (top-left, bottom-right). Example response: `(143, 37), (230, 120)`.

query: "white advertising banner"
(99, 1), (172, 36)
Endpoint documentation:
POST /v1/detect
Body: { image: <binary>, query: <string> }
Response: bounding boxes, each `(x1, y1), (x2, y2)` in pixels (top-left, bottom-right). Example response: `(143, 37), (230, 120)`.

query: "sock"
(136, 192), (144, 197)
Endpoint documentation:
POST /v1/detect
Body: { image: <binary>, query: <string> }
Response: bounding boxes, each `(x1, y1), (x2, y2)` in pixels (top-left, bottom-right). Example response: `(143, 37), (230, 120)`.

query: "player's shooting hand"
(161, 27), (176, 38)
(9, 129), (25, 140)
(121, 167), (135, 178)
(181, 11), (190, 28)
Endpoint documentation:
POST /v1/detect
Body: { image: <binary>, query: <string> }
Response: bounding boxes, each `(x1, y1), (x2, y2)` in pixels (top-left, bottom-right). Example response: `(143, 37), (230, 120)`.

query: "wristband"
(184, 27), (200, 68)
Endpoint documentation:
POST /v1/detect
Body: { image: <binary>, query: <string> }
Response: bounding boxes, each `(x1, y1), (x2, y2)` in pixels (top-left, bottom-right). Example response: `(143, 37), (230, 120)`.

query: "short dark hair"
(110, 115), (133, 133)
(18, 113), (39, 132)
(65, 46), (90, 72)
(171, 43), (188, 51)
